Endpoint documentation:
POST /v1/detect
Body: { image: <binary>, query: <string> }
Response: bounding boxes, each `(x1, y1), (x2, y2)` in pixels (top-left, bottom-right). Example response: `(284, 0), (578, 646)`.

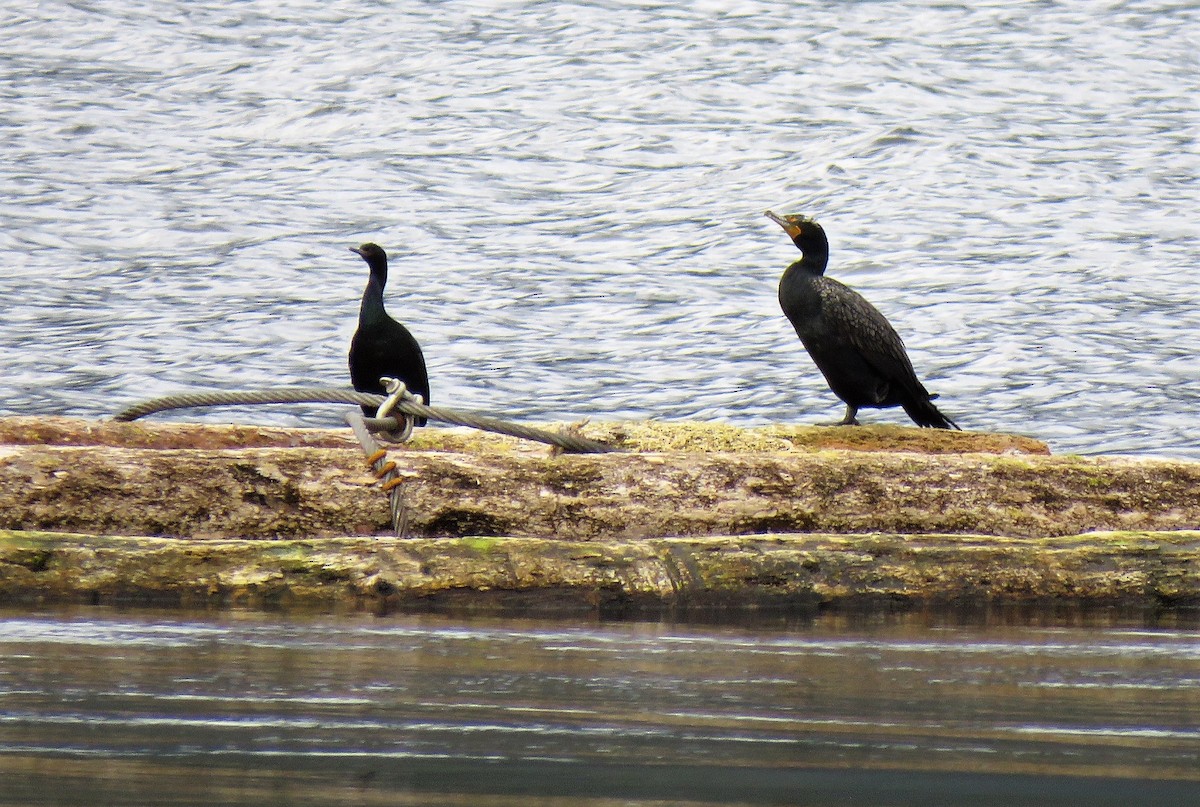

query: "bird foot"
(829, 405), (861, 427)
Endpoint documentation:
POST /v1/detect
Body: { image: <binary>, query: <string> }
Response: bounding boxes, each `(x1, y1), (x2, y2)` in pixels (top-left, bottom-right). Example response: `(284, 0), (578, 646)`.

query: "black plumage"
(766, 211), (958, 430)
(348, 243), (430, 425)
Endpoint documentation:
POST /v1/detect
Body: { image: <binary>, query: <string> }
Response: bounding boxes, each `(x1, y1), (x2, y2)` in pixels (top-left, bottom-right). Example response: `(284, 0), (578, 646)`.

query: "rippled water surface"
(1, 0), (1198, 457)
(1, 608), (1198, 806)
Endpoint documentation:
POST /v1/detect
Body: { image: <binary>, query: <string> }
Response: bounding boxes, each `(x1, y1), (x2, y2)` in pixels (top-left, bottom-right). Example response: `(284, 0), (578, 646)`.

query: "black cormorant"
(348, 243), (430, 425)
(766, 211), (959, 430)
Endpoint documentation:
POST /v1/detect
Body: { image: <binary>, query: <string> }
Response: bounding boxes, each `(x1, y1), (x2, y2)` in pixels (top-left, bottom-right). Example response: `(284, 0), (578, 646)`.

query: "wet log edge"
(2, 529), (1197, 613)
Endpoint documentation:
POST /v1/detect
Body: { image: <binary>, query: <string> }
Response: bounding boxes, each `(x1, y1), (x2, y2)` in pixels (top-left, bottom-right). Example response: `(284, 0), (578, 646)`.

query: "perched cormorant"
(766, 211), (959, 430)
(348, 243), (430, 425)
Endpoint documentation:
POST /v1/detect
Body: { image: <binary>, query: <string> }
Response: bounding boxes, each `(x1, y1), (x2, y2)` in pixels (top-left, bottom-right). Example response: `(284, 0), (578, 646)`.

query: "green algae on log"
(1, 529), (1196, 610)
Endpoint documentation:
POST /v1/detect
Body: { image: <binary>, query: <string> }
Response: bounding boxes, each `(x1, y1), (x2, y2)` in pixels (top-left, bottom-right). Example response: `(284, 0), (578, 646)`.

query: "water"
(0, 608), (1197, 806)
(1, 1), (1198, 457)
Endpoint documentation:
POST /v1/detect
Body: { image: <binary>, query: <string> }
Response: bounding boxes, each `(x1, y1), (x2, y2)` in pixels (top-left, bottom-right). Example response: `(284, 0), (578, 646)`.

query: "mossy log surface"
(1, 416), (1197, 610)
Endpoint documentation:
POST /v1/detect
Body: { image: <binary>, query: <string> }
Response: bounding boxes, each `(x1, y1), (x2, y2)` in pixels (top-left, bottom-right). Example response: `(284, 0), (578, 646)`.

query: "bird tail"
(902, 396), (960, 430)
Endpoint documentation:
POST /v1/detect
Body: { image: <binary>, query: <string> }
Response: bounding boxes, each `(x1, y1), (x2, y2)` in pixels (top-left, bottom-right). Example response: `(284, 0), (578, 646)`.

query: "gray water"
(1, 1), (1197, 457)
(0, 608), (1198, 806)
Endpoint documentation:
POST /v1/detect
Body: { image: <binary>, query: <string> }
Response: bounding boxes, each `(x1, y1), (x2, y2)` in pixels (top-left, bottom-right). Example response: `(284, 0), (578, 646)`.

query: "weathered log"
(0, 418), (1195, 540)
(2, 416), (1198, 610)
(2, 529), (1196, 610)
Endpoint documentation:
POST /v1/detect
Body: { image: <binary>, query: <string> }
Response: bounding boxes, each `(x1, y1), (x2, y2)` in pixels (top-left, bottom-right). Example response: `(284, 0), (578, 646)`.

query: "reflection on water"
(1, 1), (1199, 457)
(0, 607), (1196, 806)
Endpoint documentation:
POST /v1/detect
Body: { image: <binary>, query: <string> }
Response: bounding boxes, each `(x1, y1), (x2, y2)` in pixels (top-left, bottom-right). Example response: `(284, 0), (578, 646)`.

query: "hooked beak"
(764, 210), (801, 238)
(349, 246), (364, 257)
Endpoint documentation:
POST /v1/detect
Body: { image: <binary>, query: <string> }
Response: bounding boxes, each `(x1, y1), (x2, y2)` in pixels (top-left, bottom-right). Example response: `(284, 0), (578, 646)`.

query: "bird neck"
(781, 249), (828, 288)
(367, 256), (388, 289)
(791, 237), (829, 276)
(359, 275), (389, 325)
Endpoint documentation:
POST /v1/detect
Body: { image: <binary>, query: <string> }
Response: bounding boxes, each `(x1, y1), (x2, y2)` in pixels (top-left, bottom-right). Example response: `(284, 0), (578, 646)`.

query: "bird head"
(765, 211), (830, 259)
(350, 243), (387, 262)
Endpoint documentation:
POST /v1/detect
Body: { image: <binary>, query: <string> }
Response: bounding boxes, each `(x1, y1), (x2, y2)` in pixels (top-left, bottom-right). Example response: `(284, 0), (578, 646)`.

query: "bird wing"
(816, 278), (926, 394)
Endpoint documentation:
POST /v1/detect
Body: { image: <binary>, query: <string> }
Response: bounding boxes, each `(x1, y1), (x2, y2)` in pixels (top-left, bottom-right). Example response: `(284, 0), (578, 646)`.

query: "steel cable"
(112, 386), (621, 454)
